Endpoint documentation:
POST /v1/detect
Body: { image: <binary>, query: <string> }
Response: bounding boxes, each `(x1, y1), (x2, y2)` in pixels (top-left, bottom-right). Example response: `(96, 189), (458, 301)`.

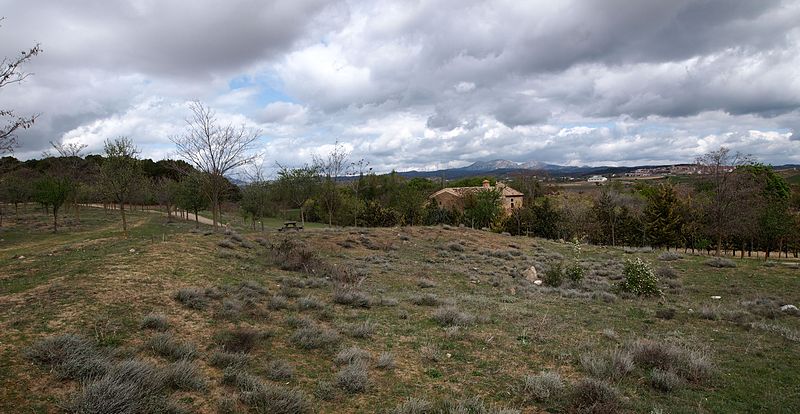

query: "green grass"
(1, 205), (799, 412)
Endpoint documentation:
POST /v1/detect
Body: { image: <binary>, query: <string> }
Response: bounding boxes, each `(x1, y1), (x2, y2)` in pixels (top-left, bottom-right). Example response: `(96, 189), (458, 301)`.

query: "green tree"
(276, 165), (320, 227)
(34, 176), (71, 232)
(643, 183), (683, 249)
(463, 189), (502, 229)
(176, 173), (209, 228)
(100, 137), (142, 236)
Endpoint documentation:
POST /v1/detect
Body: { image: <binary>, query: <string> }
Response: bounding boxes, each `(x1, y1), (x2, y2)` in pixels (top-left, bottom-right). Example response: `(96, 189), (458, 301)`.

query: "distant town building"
(587, 175), (608, 185)
(430, 180), (523, 214)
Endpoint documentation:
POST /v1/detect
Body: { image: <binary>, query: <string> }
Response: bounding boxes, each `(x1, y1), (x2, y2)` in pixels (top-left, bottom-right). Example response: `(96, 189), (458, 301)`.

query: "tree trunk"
(53, 207), (59, 233)
(300, 208), (305, 228)
(121, 203), (128, 237)
(194, 210), (199, 228)
(716, 234), (722, 257)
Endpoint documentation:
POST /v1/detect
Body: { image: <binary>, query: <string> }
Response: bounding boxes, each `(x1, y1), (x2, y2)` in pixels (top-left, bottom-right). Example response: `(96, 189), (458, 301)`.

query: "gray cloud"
(1, 0), (799, 170)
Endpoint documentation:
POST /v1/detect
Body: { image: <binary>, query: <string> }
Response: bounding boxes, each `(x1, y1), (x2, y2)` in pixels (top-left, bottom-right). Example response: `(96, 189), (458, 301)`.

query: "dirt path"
(84, 204), (215, 226)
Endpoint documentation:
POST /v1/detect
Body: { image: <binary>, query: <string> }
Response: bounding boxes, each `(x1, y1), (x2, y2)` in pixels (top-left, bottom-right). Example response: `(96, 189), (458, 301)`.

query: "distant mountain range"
(395, 159), (800, 180)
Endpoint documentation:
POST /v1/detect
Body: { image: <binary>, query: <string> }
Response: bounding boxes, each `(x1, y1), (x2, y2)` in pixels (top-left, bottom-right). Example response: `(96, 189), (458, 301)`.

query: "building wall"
(501, 195), (523, 213)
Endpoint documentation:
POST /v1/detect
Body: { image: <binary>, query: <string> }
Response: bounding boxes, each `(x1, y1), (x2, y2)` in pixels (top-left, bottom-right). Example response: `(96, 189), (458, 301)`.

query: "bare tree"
(49, 140), (89, 223)
(696, 147), (753, 257)
(1, 19), (41, 154)
(170, 101), (259, 228)
(100, 137), (142, 237)
(312, 141), (350, 226)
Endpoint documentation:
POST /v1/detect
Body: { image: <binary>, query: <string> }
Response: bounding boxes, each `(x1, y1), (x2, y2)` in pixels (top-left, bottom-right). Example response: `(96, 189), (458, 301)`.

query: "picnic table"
(278, 221), (303, 232)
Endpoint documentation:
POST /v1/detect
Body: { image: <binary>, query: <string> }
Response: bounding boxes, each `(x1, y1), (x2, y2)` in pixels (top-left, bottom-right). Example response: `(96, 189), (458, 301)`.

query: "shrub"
(335, 346), (371, 365)
(699, 306), (719, 320)
(348, 321), (377, 338)
(410, 293), (440, 306)
(565, 263), (585, 283)
(66, 359), (167, 414)
(376, 352), (396, 370)
(298, 296), (323, 310)
(543, 262), (564, 287)
(704, 257), (736, 268)
(268, 295), (289, 310)
(658, 251), (682, 261)
(391, 398), (433, 414)
(265, 359), (294, 381)
(580, 349), (633, 381)
(592, 291), (617, 303)
(617, 258), (661, 296)
(209, 351), (250, 369)
(24, 334), (109, 381)
(148, 333), (196, 361)
(445, 242), (465, 252)
(521, 371), (564, 402)
(173, 288), (208, 310)
(650, 368), (682, 392)
(655, 308), (676, 320)
(627, 339), (713, 381)
(227, 371), (312, 414)
(218, 239), (237, 249)
(432, 306), (476, 327)
(314, 380), (336, 401)
(215, 327), (264, 353)
(570, 378), (620, 413)
(336, 360), (369, 393)
(164, 360), (206, 391)
(290, 324), (340, 350)
(420, 345), (441, 362)
(140, 313), (169, 331)
(332, 287), (372, 308)
(654, 266), (678, 279)
(417, 278), (437, 288)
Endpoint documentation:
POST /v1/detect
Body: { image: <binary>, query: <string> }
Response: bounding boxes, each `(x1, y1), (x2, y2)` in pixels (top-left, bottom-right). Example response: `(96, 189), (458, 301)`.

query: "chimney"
(482, 179), (490, 189)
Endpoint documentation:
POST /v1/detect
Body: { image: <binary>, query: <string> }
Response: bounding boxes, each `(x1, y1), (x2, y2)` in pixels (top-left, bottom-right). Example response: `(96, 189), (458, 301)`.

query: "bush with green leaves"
(617, 258), (661, 296)
(565, 262), (585, 283)
(543, 262), (564, 287)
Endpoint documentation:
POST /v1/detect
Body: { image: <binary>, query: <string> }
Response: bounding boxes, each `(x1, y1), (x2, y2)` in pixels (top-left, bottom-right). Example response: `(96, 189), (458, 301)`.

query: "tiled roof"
(431, 185), (523, 198)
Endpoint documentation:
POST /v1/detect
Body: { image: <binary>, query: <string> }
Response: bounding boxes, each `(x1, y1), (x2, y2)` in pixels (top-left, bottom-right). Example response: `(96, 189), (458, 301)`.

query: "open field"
(1, 205), (799, 413)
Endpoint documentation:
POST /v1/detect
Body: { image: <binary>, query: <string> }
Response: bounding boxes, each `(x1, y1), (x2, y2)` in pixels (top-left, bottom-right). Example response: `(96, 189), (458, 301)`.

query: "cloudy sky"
(1, 0), (799, 173)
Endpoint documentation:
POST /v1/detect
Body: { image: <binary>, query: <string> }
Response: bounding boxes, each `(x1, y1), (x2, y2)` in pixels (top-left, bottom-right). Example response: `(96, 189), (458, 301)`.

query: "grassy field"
(1, 204), (799, 413)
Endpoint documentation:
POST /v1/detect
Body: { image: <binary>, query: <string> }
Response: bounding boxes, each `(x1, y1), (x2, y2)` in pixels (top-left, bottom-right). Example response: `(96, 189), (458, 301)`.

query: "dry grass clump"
(649, 368), (682, 392)
(391, 398), (433, 414)
(265, 359), (294, 381)
(173, 287), (209, 310)
(741, 297), (784, 319)
(148, 333), (197, 361)
(698, 306), (719, 320)
(750, 321), (800, 342)
(209, 351), (250, 369)
(627, 339), (713, 382)
(417, 278), (437, 288)
(445, 242), (465, 252)
(224, 370), (312, 414)
(658, 251), (682, 261)
(432, 306), (476, 327)
(268, 295), (289, 310)
(580, 349), (634, 381)
(298, 295), (324, 310)
(704, 257), (736, 268)
(420, 344), (442, 363)
(290, 324), (341, 350)
(570, 378), (621, 413)
(521, 371), (564, 402)
(376, 352), (396, 370)
(164, 359), (207, 391)
(66, 359), (168, 414)
(24, 334), (109, 381)
(654, 266), (678, 279)
(410, 293), (440, 306)
(335, 346), (371, 365)
(335, 360), (369, 393)
(215, 327), (265, 353)
(140, 313), (169, 331)
(218, 239), (237, 249)
(348, 321), (377, 338)
(332, 287), (372, 308)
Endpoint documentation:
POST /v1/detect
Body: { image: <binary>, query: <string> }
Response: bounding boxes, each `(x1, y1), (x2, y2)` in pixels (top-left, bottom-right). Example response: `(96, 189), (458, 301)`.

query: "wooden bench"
(278, 221), (303, 232)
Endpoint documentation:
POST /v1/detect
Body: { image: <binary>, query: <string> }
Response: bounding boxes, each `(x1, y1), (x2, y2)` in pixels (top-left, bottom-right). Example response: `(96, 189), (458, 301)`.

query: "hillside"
(1, 206), (799, 413)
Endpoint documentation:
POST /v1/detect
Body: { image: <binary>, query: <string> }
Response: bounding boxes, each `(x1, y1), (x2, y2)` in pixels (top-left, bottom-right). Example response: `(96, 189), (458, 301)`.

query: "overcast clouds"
(1, 0), (799, 172)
